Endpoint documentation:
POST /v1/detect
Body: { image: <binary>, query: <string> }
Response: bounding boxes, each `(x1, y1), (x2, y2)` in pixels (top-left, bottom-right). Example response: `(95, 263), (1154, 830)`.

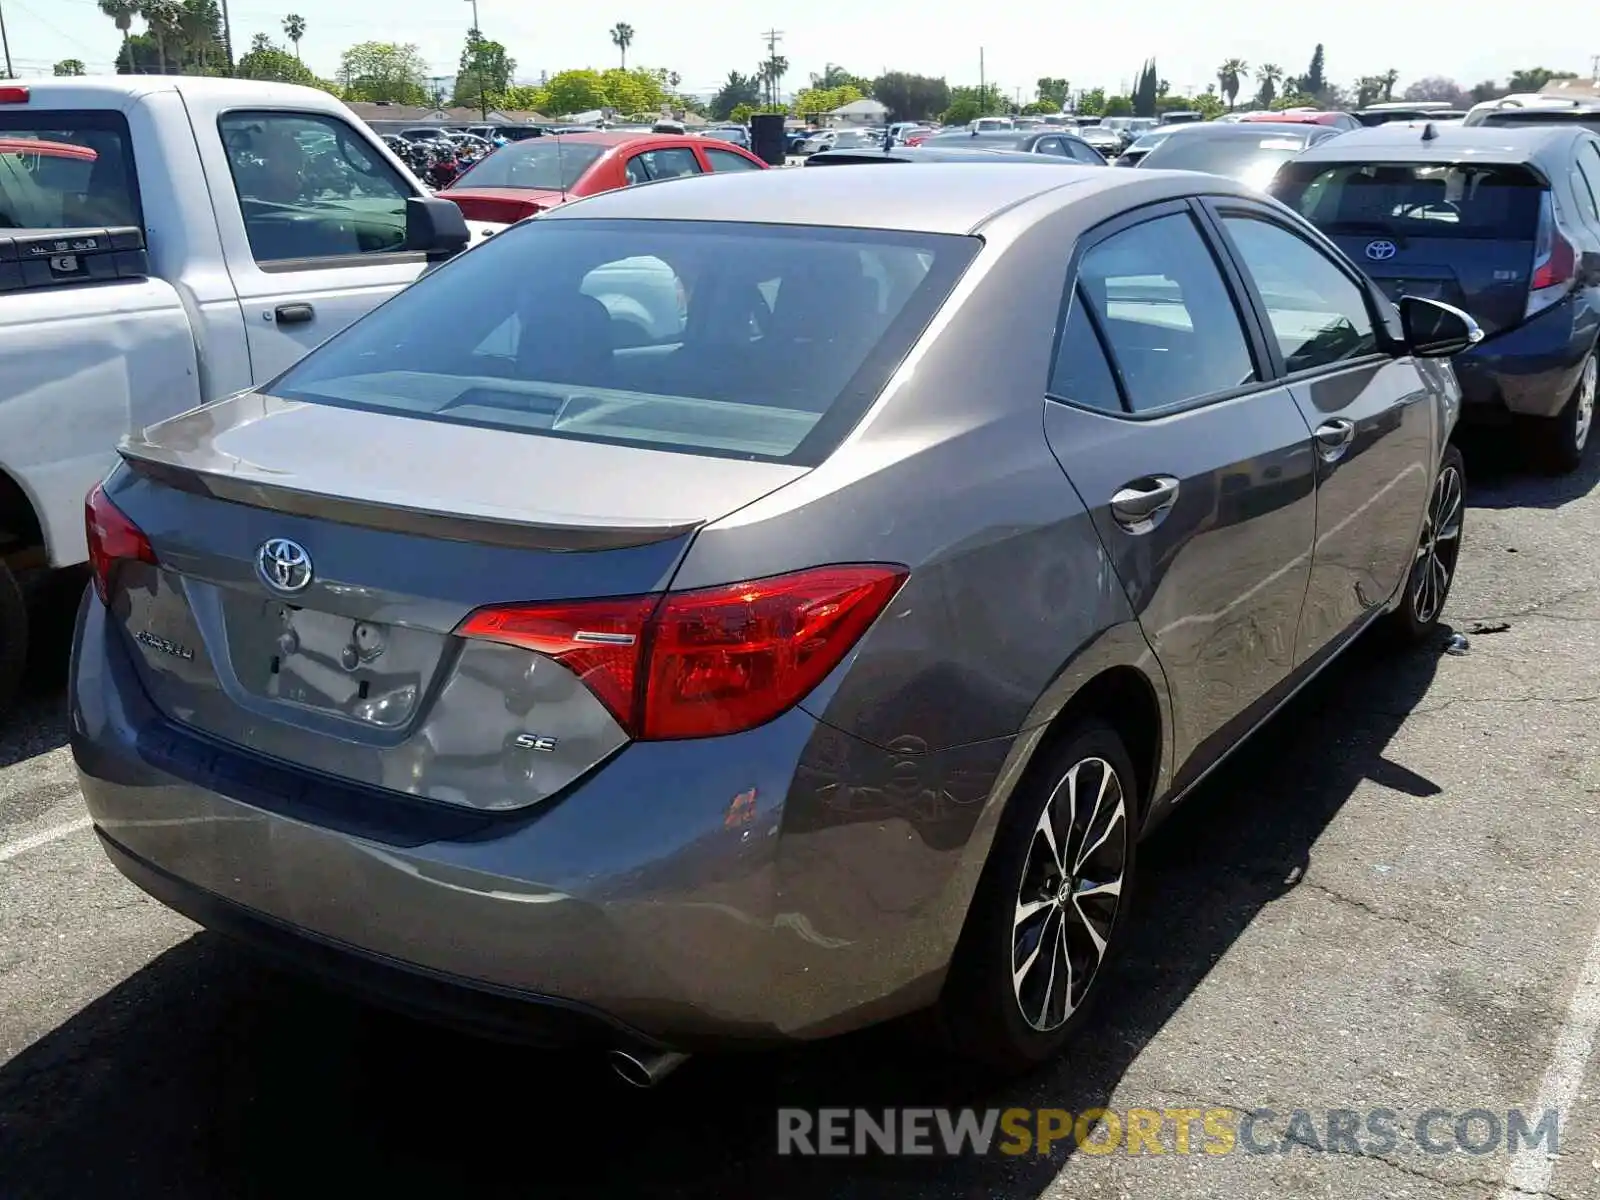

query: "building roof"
(830, 97), (889, 115)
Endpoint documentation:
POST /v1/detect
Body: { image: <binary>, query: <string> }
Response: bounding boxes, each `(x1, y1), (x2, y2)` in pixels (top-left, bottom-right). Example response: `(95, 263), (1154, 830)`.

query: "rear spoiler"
(0, 225), (148, 292)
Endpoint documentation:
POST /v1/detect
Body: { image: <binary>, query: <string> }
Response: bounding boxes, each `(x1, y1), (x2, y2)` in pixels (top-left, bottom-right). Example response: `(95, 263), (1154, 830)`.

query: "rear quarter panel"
(0, 279), (200, 566)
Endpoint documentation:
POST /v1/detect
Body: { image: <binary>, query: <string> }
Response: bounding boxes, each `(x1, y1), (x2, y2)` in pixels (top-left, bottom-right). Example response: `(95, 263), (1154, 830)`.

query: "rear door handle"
(1314, 418), (1356, 461)
(1110, 475), (1180, 533)
(274, 303), (315, 325)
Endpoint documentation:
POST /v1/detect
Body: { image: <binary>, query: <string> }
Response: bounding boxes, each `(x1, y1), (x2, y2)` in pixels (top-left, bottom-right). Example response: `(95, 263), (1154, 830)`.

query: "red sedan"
(438, 132), (768, 222)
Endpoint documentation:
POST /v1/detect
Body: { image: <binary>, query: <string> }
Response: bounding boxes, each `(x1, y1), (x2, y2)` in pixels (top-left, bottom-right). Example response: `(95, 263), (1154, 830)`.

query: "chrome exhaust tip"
(608, 1047), (689, 1088)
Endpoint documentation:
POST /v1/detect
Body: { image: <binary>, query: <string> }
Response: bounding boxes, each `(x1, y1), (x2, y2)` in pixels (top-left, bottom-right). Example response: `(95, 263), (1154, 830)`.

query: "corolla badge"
(257, 537), (314, 594)
(1365, 239), (1398, 261)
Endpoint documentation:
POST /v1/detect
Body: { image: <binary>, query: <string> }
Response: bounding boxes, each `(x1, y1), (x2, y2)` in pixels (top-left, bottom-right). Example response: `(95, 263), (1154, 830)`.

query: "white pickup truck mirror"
(404, 196), (471, 259)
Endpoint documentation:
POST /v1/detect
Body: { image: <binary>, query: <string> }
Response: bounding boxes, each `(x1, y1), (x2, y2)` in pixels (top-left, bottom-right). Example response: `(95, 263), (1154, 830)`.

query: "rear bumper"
(70, 591), (1013, 1048)
(1453, 294), (1597, 421)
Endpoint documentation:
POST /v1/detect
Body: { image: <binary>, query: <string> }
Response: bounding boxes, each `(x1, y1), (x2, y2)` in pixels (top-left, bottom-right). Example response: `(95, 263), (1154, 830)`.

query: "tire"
(0, 559), (27, 722)
(1526, 350), (1596, 474)
(1385, 443), (1465, 645)
(938, 719), (1138, 1075)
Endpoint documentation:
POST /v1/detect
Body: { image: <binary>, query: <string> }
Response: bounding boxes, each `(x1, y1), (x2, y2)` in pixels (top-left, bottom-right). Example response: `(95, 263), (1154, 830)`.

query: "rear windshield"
(270, 218), (979, 465)
(1273, 161), (1545, 238)
(451, 139), (605, 191)
(0, 111), (138, 230)
(1141, 134), (1309, 187)
(1479, 110), (1600, 135)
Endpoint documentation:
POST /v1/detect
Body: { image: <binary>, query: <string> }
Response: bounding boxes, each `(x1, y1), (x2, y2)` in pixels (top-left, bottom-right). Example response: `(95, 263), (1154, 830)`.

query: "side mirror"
(1399, 295), (1482, 358)
(404, 195), (470, 258)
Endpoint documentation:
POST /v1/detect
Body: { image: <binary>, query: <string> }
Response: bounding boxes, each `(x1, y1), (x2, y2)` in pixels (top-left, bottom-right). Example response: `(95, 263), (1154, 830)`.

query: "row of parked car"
(5, 72), (1599, 1093)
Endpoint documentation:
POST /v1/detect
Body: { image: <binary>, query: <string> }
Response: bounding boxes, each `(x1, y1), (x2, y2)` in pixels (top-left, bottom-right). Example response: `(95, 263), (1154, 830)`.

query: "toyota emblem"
(1365, 239), (1398, 261)
(257, 537), (314, 594)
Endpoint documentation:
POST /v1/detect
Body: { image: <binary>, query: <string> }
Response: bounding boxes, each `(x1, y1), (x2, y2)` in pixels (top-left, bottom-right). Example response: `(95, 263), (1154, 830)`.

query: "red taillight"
(1532, 229), (1577, 291)
(456, 564), (908, 740)
(85, 483), (155, 604)
(458, 595), (656, 726)
(0, 86), (29, 105)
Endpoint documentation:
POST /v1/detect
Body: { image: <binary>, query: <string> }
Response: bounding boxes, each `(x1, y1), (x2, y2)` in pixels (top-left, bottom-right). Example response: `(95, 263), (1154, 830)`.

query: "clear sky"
(9, 0), (1599, 100)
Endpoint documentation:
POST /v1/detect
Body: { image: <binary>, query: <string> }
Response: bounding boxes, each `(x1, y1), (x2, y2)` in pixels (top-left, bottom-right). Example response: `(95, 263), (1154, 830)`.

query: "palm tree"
(177, 1), (214, 72)
(139, 0), (182, 73)
(610, 22), (634, 71)
(1381, 69), (1400, 101)
(99, 0), (140, 60)
(1217, 58), (1247, 110)
(1255, 62), (1283, 107)
(282, 13), (305, 61)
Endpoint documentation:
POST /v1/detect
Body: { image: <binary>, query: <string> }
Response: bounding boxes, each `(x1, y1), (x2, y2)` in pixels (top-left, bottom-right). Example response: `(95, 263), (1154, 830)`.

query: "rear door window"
(270, 218), (980, 465)
(1049, 289), (1124, 412)
(1273, 161), (1546, 239)
(703, 147), (762, 172)
(1075, 211), (1258, 413)
(633, 148), (702, 180)
(0, 111), (139, 230)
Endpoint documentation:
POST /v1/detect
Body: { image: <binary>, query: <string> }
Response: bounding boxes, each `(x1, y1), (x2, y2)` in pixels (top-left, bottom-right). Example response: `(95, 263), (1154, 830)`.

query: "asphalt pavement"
(4, 435), (1600, 1199)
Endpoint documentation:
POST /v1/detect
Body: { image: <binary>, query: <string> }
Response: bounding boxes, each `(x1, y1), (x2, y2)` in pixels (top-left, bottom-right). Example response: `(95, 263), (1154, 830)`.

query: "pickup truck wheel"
(1526, 350), (1596, 474)
(0, 559), (27, 720)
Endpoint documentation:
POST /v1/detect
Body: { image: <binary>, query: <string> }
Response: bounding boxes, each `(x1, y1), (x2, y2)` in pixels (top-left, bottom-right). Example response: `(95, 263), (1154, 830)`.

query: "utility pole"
(978, 47), (985, 114)
(1591, 53), (1599, 82)
(761, 28), (783, 107)
(0, 1), (12, 80)
(218, 0), (233, 72)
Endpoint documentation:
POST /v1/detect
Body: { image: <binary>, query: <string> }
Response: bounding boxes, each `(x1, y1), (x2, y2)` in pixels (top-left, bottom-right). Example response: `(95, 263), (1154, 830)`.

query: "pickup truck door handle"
(1314, 418), (1356, 461)
(1109, 476), (1180, 533)
(273, 303), (315, 325)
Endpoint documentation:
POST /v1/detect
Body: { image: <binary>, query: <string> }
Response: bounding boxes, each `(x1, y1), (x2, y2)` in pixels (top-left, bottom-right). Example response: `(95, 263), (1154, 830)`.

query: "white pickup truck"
(0, 76), (497, 714)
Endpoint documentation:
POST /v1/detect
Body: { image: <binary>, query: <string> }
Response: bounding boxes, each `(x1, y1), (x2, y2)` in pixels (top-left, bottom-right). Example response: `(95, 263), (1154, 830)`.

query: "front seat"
(515, 293), (617, 387)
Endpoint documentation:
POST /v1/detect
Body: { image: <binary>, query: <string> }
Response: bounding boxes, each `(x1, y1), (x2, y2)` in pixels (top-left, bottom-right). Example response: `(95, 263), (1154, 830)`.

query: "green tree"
(139, 1), (182, 73)
(710, 69), (762, 120)
(338, 41), (428, 104)
(1402, 76), (1464, 104)
(1103, 94), (1134, 117)
(1075, 86), (1106, 115)
(98, 0), (140, 59)
(452, 30), (514, 112)
(1508, 67), (1577, 93)
(757, 55), (789, 106)
(1132, 60), (1158, 117)
(1469, 79), (1506, 104)
(533, 68), (609, 116)
(282, 13), (306, 60)
(790, 83), (863, 121)
(54, 58), (88, 76)
(1217, 58), (1247, 110)
(176, 0), (225, 73)
(811, 64), (871, 92)
(1020, 99), (1058, 115)
(1380, 68), (1399, 101)
(610, 22), (634, 71)
(599, 67), (668, 113)
(1355, 75), (1387, 107)
(870, 72), (949, 121)
(1254, 62), (1282, 108)
(1035, 77), (1069, 109)
(237, 33), (323, 85)
(1304, 43), (1326, 97)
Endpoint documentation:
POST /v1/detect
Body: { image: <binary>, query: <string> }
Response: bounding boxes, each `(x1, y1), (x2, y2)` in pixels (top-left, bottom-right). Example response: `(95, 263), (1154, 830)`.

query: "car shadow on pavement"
(1454, 427), (1600, 511)
(0, 573), (82, 770)
(0, 626), (1451, 1200)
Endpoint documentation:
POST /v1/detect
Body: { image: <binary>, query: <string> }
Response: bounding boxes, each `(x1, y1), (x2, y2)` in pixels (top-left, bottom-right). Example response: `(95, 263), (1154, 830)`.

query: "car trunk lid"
(440, 186), (565, 223)
(104, 391), (807, 810)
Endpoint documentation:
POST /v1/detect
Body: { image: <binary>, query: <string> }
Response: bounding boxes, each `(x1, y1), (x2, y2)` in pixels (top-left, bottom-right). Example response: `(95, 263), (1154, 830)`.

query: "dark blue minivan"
(1273, 122), (1600, 471)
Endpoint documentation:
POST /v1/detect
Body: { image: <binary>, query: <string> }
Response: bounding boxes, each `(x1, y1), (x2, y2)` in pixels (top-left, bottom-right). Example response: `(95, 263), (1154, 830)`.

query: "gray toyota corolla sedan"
(71, 163), (1476, 1084)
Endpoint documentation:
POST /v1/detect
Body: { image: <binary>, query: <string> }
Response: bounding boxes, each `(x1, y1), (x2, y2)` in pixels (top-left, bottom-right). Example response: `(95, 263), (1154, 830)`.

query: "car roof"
(540, 161), (1169, 235)
(1160, 121), (1334, 140)
(0, 74), (353, 112)
(1289, 120), (1581, 165)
